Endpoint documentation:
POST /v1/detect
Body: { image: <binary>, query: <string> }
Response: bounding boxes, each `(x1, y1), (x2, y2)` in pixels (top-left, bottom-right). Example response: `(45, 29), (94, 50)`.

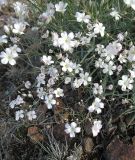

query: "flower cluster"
(0, 45), (21, 65)
(1, 0), (135, 141)
(39, 1), (68, 23)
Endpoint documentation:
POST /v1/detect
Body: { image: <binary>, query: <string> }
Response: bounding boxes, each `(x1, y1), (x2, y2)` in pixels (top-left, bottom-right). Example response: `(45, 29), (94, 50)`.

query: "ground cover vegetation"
(1, 0), (135, 159)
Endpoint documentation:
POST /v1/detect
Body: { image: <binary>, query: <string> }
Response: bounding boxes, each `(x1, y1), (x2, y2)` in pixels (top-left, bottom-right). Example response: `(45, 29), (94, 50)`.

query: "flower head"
(9, 95), (24, 108)
(55, 1), (68, 13)
(58, 32), (77, 52)
(94, 23), (105, 37)
(93, 83), (103, 95)
(0, 35), (8, 45)
(12, 22), (26, 35)
(92, 120), (102, 137)
(13, 1), (29, 19)
(118, 75), (134, 91)
(45, 94), (56, 109)
(110, 8), (121, 20)
(79, 72), (92, 86)
(15, 110), (24, 121)
(88, 97), (104, 114)
(54, 88), (64, 97)
(75, 12), (91, 23)
(24, 81), (31, 89)
(27, 110), (37, 121)
(0, 50), (18, 65)
(65, 122), (81, 138)
(42, 55), (54, 65)
(102, 61), (116, 75)
(39, 3), (55, 23)
(60, 58), (74, 72)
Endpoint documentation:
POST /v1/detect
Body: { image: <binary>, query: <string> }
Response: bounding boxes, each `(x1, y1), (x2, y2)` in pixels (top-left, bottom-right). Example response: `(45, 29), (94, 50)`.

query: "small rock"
(83, 137), (94, 154)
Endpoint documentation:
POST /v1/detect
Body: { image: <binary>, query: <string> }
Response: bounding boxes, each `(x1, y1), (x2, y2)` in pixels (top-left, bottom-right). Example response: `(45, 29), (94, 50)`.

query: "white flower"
(124, 0), (135, 10)
(48, 88), (54, 94)
(15, 110), (24, 121)
(9, 100), (17, 109)
(127, 46), (135, 62)
(73, 78), (82, 88)
(117, 33), (125, 41)
(58, 32), (77, 52)
(93, 83), (103, 95)
(36, 73), (45, 87)
(45, 94), (56, 109)
(75, 12), (91, 23)
(73, 63), (83, 73)
(37, 87), (46, 99)
(41, 55), (54, 65)
(88, 97), (104, 114)
(9, 95), (24, 108)
(102, 61), (116, 75)
(27, 110), (37, 121)
(47, 2), (55, 10)
(108, 84), (114, 90)
(79, 72), (92, 86)
(65, 77), (71, 84)
(24, 81), (31, 89)
(95, 44), (104, 54)
(118, 50), (128, 64)
(103, 42), (122, 61)
(12, 22), (26, 35)
(118, 75), (134, 91)
(92, 120), (102, 137)
(110, 8), (121, 20)
(95, 58), (104, 68)
(39, 3), (55, 23)
(55, 1), (68, 13)
(13, 1), (29, 19)
(52, 32), (60, 47)
(94, 23), (105, 37)
(16, 95), (24, 105)
(54, 88), (64, 97)
(41, 30), (49, 39)
(65, 122), (81, 138)
(117, 65), (123, 73)
(4, 25), (13, 34)
(39, 10), (55, 23)
(60, 58), (74, 72)
(0, 50), (18, 65)
(0, 35), (7, 45)
(9, 45), (21, 55)
(0, 44), (21, 65)
(80, 36), (91, 45)
(129, 69), (135, 78)
(48, 67), (59, 79)
(47, 78), (55, 87)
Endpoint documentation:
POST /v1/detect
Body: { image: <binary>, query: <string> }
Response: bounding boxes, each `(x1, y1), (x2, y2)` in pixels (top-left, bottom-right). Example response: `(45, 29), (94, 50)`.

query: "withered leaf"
(27, 126), (44, 142)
